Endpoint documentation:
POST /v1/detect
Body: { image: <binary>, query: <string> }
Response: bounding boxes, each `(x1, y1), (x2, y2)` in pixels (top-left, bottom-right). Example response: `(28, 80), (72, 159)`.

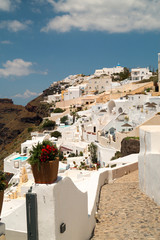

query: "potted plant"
(28, 140), (59, 184)
(0, 171), (7, 216)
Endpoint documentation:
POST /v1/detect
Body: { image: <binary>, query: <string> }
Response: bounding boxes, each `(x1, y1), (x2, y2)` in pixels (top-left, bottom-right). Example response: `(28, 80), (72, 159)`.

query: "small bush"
(60, 115), (68, 124)
(111, 151), (122, 161)
(53, 108), (64, 113)
(51, 131), (62, 139)
(79, 151), (83, 156)
(124, 137), (139, 141)
(28, 127), (33, 133)
(68, 153), (76, 157)
(42, 120), (56, 129)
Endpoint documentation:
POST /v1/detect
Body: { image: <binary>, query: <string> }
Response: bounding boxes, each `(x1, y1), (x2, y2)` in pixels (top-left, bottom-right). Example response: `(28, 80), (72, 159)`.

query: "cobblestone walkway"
(91, 170), (160, 240)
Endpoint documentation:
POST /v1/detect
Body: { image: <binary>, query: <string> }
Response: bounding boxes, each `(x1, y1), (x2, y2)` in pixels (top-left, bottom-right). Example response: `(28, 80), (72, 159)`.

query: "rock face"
(0, 99), (13, 104)
(121, 138), (140, 157)
(0, 99), (42, 152)
(25, 94), (50, 118)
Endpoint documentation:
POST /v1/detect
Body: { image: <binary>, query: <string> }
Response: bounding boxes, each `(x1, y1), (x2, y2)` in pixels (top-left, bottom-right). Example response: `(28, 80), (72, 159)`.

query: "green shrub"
(88, 142), (97, 164)
(110, 151), (122, 161)
(51, 131), (62, 139)
(79, 151), (83, 156)
(60, 115), (68, 124)
(58, 150), (64, 161)
(28, 127), (33, 133)
(124, 137), (139, 141)
(68, 153), (76, 157)
(0, 171), (8, 191)
(53, 108), (64, 113)
(42, 120), (56, 129)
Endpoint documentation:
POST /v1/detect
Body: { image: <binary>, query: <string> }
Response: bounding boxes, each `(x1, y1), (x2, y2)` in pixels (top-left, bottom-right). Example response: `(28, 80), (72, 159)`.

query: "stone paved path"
(91, 170), (160, 240)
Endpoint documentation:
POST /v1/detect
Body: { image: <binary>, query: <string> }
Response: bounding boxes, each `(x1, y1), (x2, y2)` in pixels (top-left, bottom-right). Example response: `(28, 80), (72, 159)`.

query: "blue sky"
(0, 0), (160, 105)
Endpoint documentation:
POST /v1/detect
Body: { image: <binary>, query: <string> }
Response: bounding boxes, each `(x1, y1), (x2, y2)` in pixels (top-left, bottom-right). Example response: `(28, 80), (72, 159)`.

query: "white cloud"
(0, 59), (35, 77)
(0, 0), (21, 11)
(0, 59), (48, 78)
(41, 0), (160, 33)
(0, 20), (32, 32)
(14, 89), (40, 99)
(0, 0), (11, 11)
(0, 40), (12, 44)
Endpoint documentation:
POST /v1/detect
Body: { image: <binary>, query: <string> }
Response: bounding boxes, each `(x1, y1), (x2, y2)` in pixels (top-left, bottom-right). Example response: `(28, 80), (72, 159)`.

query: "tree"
(70, 111), (76, 123)
(60, 115), (68, 124)
(42, 120), (56, 130)
(119, 67), (130, 81)
(58, 150), (64, 161)
(51, 131), (62, 139)
(88, 142), (97, 164)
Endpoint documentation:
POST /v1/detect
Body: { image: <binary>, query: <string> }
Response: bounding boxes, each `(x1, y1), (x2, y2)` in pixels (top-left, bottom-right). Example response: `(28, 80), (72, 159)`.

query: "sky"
(0, 0), (160, 106)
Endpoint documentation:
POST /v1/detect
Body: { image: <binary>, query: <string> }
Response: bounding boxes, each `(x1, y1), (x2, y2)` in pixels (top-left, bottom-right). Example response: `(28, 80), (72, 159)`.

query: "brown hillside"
(25, 94), (51, 118)
(0, 98), (44, 169)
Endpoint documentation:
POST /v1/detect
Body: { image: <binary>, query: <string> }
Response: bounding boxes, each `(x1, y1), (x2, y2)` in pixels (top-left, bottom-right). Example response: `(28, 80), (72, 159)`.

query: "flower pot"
(31, 158), (59, 184)
(0, 191), (4, 216)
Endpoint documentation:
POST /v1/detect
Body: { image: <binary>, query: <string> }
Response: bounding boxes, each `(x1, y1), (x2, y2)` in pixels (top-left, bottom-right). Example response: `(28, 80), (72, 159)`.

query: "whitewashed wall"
(139, 125), (160, 205)
(97, 144), (117, 167)
(32, 160), (137, 240)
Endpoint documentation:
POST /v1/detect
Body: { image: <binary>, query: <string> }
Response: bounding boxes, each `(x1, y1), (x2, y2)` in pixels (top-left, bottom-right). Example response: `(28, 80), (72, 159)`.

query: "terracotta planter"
(0, 191), (4, 216)
(31, 158), (59, 184)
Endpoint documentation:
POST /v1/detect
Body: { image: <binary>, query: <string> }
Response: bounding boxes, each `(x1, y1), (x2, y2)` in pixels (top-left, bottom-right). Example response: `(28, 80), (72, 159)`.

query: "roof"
(60, 146), (73, 152)
(119, 113), (127, 116)
(121, 123), (132, 127)
(146, 103), (156, 108)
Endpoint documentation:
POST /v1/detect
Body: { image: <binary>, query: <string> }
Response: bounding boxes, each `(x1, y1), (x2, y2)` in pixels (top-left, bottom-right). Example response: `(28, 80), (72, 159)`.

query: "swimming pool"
(13, 156), (28, 162)
(59, 125), (70, 128)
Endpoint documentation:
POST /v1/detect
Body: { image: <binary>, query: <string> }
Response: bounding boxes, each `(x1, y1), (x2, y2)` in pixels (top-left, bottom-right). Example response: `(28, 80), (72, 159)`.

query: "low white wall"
(67, 156), (86, 167)
(97, 143), (117, 167)
(139, 125), (160, 205)
(2, 158), (138, 240)
(32, 177), (89, 240)
(32, 160), (138, 240)
(2, 199), (27, 233)
(5, 230), (27, 240)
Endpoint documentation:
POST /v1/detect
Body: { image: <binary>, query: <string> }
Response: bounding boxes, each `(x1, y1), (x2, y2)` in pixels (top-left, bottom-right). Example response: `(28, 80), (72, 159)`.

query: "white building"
(86, 75), (112, 94)
(21, 133), (50, 155)
(94, 64), (124, 77)
(47, 94), (61, 103)
(131, 67), (152, 81)
(64, 86), (82, 101)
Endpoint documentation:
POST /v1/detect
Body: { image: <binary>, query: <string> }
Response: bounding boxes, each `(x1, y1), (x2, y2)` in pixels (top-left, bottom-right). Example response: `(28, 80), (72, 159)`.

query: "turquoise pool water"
(13, 156), (28, 161)
(59, 125), (70, 128)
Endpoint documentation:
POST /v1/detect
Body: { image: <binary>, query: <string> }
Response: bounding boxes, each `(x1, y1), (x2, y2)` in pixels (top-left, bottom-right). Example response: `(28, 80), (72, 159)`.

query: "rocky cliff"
(25, 94), (50, 118)
(0, 98), (43, 148)
(121, 137), (140, 157)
